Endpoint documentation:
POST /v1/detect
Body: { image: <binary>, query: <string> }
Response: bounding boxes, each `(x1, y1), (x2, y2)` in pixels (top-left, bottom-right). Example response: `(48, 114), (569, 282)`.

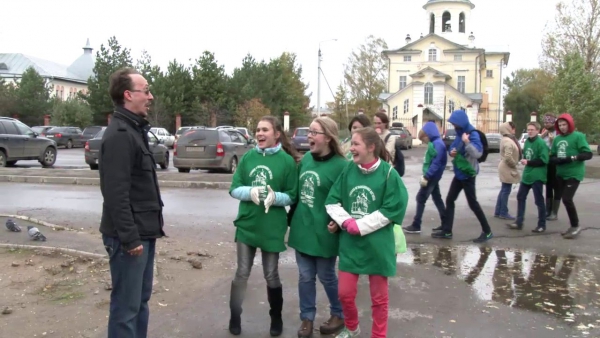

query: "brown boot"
(297, 319), (313, 338)
(319, 315), (345, 335)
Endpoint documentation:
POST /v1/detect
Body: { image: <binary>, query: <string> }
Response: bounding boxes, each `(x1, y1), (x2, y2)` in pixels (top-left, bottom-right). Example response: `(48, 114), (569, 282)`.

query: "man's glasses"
(129, 89), (151, 95)
(308, 130), (325, 136)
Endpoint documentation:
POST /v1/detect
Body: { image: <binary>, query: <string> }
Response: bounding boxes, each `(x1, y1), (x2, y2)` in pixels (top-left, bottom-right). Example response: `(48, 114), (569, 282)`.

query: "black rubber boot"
(546, 200), (560, 221)
(267, 286), (284, 336)
(229, 281), (246, 335)
(545, 198), (552, 218)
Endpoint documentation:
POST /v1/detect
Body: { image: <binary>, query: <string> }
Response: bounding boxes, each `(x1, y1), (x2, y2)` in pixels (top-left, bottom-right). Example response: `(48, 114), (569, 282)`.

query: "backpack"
(384, 134), (405, 176)
(472, 129), (488, 163)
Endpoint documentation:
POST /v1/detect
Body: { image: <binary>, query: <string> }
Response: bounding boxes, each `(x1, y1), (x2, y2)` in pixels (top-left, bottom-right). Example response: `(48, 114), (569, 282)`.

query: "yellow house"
(379, 0), (509, 139)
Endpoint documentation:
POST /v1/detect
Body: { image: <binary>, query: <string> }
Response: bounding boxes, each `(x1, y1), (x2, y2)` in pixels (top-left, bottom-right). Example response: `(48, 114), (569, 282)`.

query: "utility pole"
(317, 39), (337, 115)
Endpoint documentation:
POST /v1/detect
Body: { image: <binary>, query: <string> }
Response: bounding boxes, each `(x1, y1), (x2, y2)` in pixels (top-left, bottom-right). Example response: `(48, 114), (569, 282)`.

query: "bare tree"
(540, 0), (600, 75)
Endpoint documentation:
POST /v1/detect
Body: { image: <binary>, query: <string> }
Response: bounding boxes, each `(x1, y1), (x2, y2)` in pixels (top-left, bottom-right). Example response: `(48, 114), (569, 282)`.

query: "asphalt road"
(2, 148), (600, 337)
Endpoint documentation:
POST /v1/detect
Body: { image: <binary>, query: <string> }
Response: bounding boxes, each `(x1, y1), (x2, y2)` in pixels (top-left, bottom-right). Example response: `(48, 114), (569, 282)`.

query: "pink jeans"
(338, 271), (389, 338)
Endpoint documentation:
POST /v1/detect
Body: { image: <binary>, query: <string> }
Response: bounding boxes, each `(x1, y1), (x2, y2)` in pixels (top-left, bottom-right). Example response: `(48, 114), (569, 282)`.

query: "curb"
(0, 175), (231, 190)
(0, 214), (71, 231)
(0, 243), (108, 261)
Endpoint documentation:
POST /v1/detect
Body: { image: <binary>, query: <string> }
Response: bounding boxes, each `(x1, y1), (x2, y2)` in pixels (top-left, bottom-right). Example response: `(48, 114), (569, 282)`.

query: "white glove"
(264, 185), (276, 213)
(419, 176), (428, 188)
(250, 186), (265, 205)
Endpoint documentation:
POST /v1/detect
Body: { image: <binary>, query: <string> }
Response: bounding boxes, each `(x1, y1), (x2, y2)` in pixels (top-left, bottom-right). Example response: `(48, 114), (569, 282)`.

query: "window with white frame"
(399, 76), (407, 90)
(424, 83), (433, 104)
(448, 99), (455, 113)
(403, 99), (409, 114)
(486, 70), (493, 77)
(403, 55), (411, 62)
(428, 49), (437, 61)
(392, 106), (398, 120)
(457, 76), (466, 93)
(454, 54), (462, 61)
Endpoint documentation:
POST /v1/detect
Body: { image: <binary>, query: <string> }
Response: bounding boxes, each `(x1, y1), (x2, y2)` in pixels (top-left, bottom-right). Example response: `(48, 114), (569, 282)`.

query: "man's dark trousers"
(442, 176), (491, 234)
(411, 179), (446, 230)
(516, 181), (546, 229)
(103, 235), (155, 338)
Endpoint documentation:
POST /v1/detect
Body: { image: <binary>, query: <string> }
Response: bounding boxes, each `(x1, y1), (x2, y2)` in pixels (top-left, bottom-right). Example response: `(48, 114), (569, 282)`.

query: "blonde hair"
(313, 117), (344, 158)
(353, 127), (391, 162)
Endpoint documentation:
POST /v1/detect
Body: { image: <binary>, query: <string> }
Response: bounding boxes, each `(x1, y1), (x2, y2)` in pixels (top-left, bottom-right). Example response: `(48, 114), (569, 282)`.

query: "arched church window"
(424, 83), (433, 105)
(429, 13), (435, 34)
(442, 11), (451, 32)
(459, 13), (465, 33)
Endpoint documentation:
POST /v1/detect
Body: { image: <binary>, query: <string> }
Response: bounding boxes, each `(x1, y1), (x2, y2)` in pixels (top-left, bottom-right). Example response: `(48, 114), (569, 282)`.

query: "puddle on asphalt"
(397, 244), (600, 327)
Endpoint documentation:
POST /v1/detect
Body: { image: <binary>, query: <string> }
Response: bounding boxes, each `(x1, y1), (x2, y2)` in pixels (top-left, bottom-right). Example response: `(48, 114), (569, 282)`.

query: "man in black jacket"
(99, 67), (164, 338)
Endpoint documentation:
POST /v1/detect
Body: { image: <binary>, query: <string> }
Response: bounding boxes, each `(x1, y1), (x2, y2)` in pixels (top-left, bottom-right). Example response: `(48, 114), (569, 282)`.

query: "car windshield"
(32, 127), (44, 133)
(176, 127), (190, 135)
(83, 126), (102, 136)
(48, 127), (67, 132)
(94, 129), (105, 138)
(295, 129), (309, 136)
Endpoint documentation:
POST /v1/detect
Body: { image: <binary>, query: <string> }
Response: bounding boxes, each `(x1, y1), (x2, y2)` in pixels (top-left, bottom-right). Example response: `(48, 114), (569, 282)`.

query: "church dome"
(67, 38), (95, 81)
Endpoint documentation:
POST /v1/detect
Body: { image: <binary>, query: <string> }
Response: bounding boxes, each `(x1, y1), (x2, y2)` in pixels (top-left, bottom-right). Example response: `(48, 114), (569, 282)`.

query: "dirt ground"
(0, 237), (235, 338)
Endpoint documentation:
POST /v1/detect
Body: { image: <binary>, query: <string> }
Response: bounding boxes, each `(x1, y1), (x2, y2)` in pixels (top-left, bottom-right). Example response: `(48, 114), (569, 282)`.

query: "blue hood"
(448, 110), (475, 133)
(422, 121), (440, 141)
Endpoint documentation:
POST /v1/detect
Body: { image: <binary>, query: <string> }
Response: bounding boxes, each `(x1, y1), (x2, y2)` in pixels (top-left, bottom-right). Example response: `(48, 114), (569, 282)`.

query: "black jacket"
(99, 106), (164, 250)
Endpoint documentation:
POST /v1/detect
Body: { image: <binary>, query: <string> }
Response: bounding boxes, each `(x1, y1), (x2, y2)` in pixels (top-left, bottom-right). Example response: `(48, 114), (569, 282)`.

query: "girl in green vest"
(341, 115), (371, 160)
(325, 127), (408, 338)
(289, 117), (349, 337)
(228, 116), (299, 336)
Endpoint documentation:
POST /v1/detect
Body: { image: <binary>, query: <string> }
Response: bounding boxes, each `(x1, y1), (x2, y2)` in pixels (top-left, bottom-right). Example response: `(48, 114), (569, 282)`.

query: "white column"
(283, 111), (290, 132)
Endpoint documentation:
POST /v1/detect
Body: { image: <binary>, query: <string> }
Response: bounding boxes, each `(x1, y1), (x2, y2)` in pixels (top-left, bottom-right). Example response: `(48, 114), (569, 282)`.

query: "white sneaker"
(335, 326), (361, 337)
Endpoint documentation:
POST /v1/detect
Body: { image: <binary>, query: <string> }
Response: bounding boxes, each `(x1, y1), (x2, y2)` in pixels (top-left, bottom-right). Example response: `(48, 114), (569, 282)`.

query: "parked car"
(236, 127), (251, 139)
(85, 129), (169, 170)
(0, 117), (57, 167)
(82, 126), (104, 142)
(173, 128), (254, 173)
(486, 133), (502, 153)
(175, 126), (204, 140)
(291, 127), (310, 152)
(442, 128), (456, 149)
(389, 127), (413, 149)
(149, 127), (175, 148)
(44, 126), (85, 148)
(31, 126), (57, 137)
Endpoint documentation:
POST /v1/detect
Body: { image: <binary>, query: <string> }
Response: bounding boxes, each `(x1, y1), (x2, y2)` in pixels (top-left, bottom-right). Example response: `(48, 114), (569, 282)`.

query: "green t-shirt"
(551, 131), (591, 181)
(422, 142), (436, 176)
(325, 160), (408, 277)
(288, 153), (348, 258)
(229, 149), (298, 252)
(522, 136), (549, 185)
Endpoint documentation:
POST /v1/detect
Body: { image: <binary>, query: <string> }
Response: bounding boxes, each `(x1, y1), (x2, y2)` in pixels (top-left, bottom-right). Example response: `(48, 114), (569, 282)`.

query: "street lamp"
(318, 38), (337, 114)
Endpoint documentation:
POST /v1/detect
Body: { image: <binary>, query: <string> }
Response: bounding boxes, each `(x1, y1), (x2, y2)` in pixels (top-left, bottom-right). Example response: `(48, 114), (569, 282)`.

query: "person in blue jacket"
(432, 110), (493, 243)
(403, 121), (446, 234)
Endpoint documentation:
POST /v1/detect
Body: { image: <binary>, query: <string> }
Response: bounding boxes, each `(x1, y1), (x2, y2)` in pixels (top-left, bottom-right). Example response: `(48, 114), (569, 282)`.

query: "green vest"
(522, 136), (548, 184)
(551, 131), (591, 181)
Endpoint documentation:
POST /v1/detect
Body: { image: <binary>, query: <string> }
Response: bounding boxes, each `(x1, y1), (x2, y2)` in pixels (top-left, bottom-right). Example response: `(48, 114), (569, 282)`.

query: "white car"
(149, 127), (175, 148)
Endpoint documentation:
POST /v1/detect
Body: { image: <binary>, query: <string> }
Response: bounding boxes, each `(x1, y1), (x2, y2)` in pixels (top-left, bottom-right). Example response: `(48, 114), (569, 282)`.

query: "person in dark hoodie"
(540, 114), (559, 220)
(550, 113), (593, 239)
(403, 121), (446, 234)
(432, 110), (493, 243)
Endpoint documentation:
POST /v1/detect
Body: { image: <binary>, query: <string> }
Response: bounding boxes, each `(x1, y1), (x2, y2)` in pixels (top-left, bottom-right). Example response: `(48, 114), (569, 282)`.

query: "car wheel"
(66, 139), (73, 149)
(39, 147), (57, 167)
(0, 150), (6, 167)
(160, 152), (169, 169)
(89, 163), (99, 170)
(228, 156), (238, 174)
(178, 168), (190, 173)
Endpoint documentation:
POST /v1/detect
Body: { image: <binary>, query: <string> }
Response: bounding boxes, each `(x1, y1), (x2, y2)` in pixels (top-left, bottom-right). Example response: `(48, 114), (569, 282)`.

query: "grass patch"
(37, 278), (86, 304)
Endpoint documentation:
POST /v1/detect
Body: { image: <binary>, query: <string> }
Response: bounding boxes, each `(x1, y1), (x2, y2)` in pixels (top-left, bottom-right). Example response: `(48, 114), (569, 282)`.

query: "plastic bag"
(393, 224), (407, 254)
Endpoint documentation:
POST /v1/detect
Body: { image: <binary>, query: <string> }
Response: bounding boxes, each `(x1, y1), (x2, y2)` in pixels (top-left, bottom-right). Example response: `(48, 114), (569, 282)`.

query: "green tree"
(191, 51), (230, 127)
(542, 52), (600, 135)
(234, 98), (271, 129)
(329, 83), (354, 138)
(85, 36), (133, 124)
(344, 35), (388, 118)
(149, 60), (194, 130)
(503, 68), (553, 135)
(0, 79), (17, 117)
(50, 98), (93, 128)
(541, 0), (600, 75)
(14, 67), (52, 126)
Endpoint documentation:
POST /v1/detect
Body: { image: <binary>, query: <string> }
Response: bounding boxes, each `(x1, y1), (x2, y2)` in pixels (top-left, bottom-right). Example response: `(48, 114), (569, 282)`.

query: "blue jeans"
(295, 250), (343, 321)
(103, 235), (155, 338)
(516, 181), (546, 228)
(494, 183), (513, 217)
(411, 179), (445, 230)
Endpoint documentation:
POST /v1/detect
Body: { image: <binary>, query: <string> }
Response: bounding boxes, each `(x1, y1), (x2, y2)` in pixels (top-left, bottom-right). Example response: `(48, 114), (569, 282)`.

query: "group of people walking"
(97, 67), (593, 338)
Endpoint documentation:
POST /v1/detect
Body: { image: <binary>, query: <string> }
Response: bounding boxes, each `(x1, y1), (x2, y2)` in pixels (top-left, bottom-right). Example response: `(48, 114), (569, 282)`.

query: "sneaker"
(473, 232), (493, 243)
(505, 223), (523, 230)
(431, 231), (452, 239)
(532, 227), (546, 233)
(493, 214), (500, 218)
(403, 225), (421, 234)
(432, 225), (443, 232)
(562, 227), (580, 239)
(335, 326), (360, 338)
(499, 214), (516, 220)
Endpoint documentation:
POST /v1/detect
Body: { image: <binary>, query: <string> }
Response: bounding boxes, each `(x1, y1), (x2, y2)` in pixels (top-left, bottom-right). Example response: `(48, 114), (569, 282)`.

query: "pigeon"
(27, 226), (47, 241)
(5, 219), (21, 232)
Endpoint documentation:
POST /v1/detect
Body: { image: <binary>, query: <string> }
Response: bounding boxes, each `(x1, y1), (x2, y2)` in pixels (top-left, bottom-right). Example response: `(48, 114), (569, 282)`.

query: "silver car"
(173, 128), (255, 173)
(486, 133), (502, 153)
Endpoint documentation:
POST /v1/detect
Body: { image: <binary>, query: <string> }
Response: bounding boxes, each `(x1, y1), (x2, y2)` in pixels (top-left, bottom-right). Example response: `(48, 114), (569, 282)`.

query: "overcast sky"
(2, 0), (557, 109)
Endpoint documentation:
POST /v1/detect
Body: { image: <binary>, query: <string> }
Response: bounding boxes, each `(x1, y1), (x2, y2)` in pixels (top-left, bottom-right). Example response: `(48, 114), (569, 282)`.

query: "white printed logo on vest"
(524, 148), (534, 161)
(557, 140), (568, 158)
(300, 170), (321, 208)
(349, 185), (376, 219)
(249, 165), (274, 199)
